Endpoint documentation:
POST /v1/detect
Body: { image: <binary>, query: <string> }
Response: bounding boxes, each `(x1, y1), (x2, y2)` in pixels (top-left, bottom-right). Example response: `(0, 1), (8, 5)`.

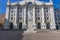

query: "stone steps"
(36, 29), (56, 33)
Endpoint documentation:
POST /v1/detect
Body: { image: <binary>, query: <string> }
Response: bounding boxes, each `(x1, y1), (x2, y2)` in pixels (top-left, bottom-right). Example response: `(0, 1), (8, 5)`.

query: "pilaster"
(13, 6), (18, 29)
(32, 6), (36, 30)
(50, 6), (56, 29)
(23, 6), (27, 29)
(4, 5), (10, 29)
(41, 6), (46, 29)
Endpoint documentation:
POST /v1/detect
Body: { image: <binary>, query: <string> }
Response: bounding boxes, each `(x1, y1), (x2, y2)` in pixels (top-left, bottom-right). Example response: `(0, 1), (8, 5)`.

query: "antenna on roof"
(7, 0), (10, 5)
(7, 0), (10, 3)
(50, 0), (52, 2)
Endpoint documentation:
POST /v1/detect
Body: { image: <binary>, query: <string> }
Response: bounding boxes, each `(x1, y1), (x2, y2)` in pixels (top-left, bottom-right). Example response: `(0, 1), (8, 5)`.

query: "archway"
(37, 23), (41, 29)
(56, 26), (58, 30)
(19, 23), (22, 30)
(46, 23), (50, 29)
(10, 23), (13, 29)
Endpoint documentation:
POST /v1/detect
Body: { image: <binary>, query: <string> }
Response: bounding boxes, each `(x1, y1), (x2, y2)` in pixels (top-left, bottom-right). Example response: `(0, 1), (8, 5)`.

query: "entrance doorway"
(56, 26), (58, 30)
(46, 23), (50, 29)
(10, 23), (13, 29)
(19, 23), (22, 30)
(37, 23), (41, 29)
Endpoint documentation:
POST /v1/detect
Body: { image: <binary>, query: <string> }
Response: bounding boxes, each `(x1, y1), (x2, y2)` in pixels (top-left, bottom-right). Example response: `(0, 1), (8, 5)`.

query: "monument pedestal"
(22, 24), (27, 30)
(24, 21), (36, 34)
(24, 29), (36, 34)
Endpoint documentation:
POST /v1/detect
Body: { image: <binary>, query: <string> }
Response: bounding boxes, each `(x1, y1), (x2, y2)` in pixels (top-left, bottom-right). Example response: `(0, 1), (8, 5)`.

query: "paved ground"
(0, 30), (60, 40)
(0, 30), (24, 40)
(23, 30), (60, 40)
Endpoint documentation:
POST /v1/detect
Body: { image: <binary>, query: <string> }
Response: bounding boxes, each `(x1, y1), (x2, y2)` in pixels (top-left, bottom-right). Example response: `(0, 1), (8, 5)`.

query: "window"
(46, 14), (49, 16)
(38, 17), (40, 20)
(59, 23), (60, 24)
(35, 7), (40, 13)
(59, 18), (60, 20)
(46, 23), (50, 29)
(37, 10), (39, 13)
(11, 14), (13, 16)
(10, 9), (13, 13)
(44, 7), (49, 13)
(11, 17), (13, 20)
(19, 10), (22, 13)
(19, 7), (23, 13)
(20, 17), (22, 20)
(37, 7), (39, 10)
(37, 14), (40, 16)
(10, 7), (14, 13)
(35, 9), (40, 13)
(47, 17), (49, 20)
(45, 9), (48, 13)
(19, 14), (22, 16)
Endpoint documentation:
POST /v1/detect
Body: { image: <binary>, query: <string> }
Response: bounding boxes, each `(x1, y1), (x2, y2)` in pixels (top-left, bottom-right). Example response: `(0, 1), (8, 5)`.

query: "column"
(4, 5), (10, 29)
(50, 6), (56, 29)
(32, 6), (36, 30)
(13, 6), (18, 29)
(23, 6), (27, 29)
(41, 6), (46, 29)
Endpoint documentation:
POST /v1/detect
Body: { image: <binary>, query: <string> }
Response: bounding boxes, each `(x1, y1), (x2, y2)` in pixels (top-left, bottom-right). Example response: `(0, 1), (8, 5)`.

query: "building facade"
(54, 8), (60, 29)
(4, 0), (56, 30)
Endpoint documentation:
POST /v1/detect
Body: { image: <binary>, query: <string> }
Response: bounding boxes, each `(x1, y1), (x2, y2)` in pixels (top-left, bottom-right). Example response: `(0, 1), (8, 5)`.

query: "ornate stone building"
(54, 8), (60, 30)
(4, 0), (56, 30)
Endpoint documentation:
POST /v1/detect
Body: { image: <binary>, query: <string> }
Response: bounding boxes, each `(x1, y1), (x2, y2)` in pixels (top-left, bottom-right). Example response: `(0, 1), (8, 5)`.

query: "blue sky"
(0, 0), (60, 14)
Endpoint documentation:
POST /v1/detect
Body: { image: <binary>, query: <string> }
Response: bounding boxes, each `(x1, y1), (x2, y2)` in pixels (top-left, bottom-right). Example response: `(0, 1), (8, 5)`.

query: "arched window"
(10, 23), (13, 29)
(37, 23), (41, 29)
(27, 2), (32, 5)
(19, 23), (22, 30)
(46, 22), (50, 29)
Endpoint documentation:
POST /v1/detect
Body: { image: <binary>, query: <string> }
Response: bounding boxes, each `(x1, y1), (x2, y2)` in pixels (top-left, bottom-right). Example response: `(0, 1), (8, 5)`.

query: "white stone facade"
(4, 0), (56, 30)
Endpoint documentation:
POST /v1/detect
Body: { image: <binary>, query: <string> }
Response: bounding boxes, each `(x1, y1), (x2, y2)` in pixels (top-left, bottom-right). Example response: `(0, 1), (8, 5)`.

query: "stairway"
(36, 29), (53, 33)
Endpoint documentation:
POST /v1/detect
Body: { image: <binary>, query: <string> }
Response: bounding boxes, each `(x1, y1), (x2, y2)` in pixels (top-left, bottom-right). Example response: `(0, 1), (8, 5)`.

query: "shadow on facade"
(0, 23), (3, 30)
(3, 19), (22, 30)
(0, 30), (24, 40)
(0, 19), (24, 40)
(56, 26), (58, 30)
